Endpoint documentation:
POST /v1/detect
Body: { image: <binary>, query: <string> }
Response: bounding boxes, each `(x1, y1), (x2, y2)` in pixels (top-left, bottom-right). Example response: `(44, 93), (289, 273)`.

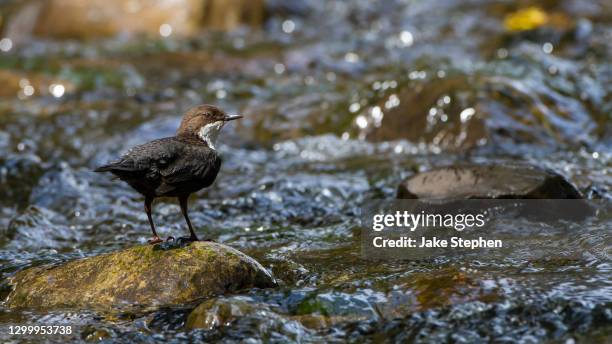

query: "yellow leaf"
(504, 7), (549, 32)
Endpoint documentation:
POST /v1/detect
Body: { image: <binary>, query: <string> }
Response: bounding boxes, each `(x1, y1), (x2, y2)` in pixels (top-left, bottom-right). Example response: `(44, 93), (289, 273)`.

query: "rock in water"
(186, 298), (260, 330)
(5, 242), (276, 310)
(4, 0), (265, 41)
(365, 76), (488, 151)
(397, 164), (582, 199)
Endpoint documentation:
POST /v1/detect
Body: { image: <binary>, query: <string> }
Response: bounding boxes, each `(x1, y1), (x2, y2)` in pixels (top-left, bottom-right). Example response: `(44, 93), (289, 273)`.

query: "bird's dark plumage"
(95, 104), (242, 244)
(95, 136), (221, 197)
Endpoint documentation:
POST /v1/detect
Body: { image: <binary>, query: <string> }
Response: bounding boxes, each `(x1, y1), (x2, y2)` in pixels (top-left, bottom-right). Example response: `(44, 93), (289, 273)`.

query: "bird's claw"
(148, 236), (163, 245)
(151, 235), (208, 250)
(175, 236), (199, 245)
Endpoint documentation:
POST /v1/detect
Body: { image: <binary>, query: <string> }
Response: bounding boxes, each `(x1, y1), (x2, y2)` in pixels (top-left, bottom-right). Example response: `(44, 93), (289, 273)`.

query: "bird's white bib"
(198, 121), (224, 150)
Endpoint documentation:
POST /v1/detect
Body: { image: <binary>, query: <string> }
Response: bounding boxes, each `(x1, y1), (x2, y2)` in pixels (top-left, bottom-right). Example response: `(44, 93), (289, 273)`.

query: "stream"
(0, 0), (611, 342)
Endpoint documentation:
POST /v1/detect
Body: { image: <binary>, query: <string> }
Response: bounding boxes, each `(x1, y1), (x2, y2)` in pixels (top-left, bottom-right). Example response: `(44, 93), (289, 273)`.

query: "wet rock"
(186, 297), (258, 330)
(185, 296), (325, 337)
(292, 290), (384, 321)
(80, 326), (113, 341)
(4, 0), (264, 40)
(5, 242), (276, 309)
(406, 267), (497, 310)
(397, 164), (582, 199)
(185, 293), (380, 331)
(365, 76), (488, 151)
(363, 61), (600, 151)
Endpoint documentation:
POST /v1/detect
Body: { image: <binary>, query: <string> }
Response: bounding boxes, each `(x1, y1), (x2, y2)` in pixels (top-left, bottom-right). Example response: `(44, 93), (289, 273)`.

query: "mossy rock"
(5, 242), (276, 310)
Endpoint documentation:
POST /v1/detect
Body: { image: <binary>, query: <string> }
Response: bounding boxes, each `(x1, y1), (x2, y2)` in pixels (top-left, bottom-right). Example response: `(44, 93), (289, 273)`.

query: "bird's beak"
(224, 114), (243, 121)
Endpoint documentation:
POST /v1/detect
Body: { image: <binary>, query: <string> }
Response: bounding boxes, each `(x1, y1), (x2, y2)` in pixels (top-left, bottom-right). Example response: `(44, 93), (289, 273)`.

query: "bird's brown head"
(177, 104), (243, 149)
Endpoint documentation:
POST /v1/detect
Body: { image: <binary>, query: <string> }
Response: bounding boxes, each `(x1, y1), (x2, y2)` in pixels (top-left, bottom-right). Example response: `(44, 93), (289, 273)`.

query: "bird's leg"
(178, 195), (200, 242)
(145, 197), (163, 245)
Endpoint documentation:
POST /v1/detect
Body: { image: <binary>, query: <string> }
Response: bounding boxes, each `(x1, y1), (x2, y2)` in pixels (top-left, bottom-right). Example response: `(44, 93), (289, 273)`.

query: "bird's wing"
(98, 138), (183, 176)
(159, 146), (221, 185)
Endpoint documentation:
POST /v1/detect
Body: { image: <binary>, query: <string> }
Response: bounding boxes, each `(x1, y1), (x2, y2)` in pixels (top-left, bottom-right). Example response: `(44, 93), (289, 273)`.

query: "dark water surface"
(0, 0), (611, 342)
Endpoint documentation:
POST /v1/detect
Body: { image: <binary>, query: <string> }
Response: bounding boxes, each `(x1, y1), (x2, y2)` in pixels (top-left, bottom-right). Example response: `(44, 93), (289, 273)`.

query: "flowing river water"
(0, 0), (610, 342)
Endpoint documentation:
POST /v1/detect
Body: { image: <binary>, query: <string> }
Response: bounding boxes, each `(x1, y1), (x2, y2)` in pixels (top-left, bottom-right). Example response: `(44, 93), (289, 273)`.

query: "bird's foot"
(175, 235), (199, 244)
(148, 236), (163, 245)
(200, 237), (216, 242)
(157, 235), (199, 248)
(153, 236), (211, 250)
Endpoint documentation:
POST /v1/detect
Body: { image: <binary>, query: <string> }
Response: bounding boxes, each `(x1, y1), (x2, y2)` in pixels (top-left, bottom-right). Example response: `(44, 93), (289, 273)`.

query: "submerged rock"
(362, 64), (599, 151)
(5, 242), (276, 310)
(397, 164), (582, 199)
(365, 76), (488, 151)
(186, 298), (259, 330)
(185, 294), (381, 331)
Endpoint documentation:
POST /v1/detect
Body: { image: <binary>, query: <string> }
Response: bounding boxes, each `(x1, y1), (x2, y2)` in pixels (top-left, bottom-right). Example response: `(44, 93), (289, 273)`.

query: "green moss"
(295, 297), (330, 316)
(6, 242), (276, 310)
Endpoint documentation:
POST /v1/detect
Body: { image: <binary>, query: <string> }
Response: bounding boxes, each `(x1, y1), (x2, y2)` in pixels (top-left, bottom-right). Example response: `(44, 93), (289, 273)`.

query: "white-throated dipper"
(95, 104), (242, 244)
